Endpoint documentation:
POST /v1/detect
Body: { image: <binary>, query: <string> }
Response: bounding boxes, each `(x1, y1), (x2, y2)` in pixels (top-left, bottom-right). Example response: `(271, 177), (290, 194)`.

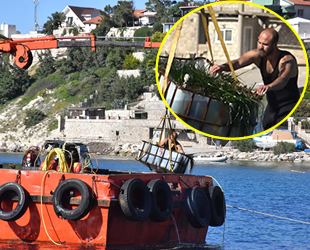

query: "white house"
(134, 9), (157, 26)
(138, 11), (156, 25)
(286, 17), (310, 38)
(54, 6), (101, 35)
(83, 16), (104, 33)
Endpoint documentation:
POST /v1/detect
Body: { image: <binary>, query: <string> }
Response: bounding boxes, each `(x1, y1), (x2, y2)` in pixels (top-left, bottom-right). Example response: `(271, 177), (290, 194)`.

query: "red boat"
(0, 166), (225, 247)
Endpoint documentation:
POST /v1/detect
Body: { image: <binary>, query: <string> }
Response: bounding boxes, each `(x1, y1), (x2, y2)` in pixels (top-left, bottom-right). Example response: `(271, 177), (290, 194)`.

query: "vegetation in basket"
(159, 58), (263, 136)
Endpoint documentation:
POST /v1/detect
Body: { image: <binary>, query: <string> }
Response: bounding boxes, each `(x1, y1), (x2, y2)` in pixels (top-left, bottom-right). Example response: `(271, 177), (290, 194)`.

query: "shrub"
(123, 54), (140, 69)
(24, 109), (46, 128)
(273, 142), (296, 155)
(233, 139), (255, 152)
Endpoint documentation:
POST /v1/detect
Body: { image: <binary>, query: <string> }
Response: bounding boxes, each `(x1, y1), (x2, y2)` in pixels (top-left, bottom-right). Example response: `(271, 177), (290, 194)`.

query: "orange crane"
(0, 34), (161, 69)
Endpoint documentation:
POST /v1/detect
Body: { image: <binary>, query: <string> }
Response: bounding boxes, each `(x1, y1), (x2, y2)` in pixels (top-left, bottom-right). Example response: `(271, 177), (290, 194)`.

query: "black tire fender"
(208, 185), (226, 227)
(147, 179), (173, 222)
(119, 178), (151, 221)
(184, 186), (211, 228)
(53, 178), (92, 220)
(0, 182), (28, 221)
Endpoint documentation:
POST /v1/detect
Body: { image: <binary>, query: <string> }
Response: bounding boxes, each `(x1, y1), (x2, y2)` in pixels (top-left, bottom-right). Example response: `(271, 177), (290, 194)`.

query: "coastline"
(1, 146), (310, 167)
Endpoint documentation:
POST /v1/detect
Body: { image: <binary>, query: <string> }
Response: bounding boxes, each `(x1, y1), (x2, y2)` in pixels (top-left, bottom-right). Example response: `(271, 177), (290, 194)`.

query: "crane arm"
(0, 35), (161, 69)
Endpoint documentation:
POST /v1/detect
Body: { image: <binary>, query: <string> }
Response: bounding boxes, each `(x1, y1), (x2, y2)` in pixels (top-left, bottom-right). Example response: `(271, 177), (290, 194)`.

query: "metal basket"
(159, 74), (257, 137)
(136, 141), (191, 174)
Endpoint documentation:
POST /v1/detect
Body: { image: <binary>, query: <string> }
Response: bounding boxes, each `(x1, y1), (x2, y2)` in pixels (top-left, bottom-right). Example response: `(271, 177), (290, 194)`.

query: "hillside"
(0, 40), (158, 152)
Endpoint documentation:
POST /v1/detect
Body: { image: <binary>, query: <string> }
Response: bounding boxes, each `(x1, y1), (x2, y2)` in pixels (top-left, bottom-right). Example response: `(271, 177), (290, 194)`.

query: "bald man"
(210, 28), (300, 130)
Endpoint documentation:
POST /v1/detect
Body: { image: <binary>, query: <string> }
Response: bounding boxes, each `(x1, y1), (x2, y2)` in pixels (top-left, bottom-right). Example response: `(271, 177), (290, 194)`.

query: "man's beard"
(259, 47), (274, 57)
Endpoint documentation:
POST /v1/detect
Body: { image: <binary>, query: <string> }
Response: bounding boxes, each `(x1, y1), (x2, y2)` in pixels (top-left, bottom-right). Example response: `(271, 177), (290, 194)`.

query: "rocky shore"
(88, 143), (310, 163)
(2, 141), (310, 163)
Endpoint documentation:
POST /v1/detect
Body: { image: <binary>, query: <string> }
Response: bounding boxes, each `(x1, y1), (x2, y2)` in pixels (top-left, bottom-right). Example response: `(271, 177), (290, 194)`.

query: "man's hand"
(256, 85), (270, 95)
(210, 64), (224, 75)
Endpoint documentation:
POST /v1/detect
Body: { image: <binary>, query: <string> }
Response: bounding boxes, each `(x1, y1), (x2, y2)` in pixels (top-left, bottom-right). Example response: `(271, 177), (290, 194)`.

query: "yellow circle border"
(155, 0), (309, 141)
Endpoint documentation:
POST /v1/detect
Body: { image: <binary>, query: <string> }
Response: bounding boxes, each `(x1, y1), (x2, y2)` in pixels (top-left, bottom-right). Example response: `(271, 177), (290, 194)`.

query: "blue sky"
(0, 0), (148, 34)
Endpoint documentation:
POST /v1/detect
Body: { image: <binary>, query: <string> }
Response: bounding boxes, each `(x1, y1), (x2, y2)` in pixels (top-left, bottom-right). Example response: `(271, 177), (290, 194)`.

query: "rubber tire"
(119, 178), (151, 221)
(0, 182), (28, 221)
(53, 178), (92, 220)
(184, 187), (211, 228)
(208, 185), (226, 227)
(147, 179), (173, 222)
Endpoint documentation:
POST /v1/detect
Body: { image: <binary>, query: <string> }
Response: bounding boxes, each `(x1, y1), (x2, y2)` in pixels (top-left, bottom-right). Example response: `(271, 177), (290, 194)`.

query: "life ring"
(147, 179), (173, 222)
(119, 178), (151, 221)
(0, 182), (28, 221)
(184, 187), (211, 228)
(208, 185), (226, 226)
(52, 178), (92, 220)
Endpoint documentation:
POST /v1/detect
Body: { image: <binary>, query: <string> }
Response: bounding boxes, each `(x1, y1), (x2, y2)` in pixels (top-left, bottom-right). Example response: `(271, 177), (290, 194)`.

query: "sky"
(0, 0), (148, 34)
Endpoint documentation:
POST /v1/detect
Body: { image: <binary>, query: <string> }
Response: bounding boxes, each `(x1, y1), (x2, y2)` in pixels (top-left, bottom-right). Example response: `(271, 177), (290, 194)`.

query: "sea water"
(0, 154), (310, 249)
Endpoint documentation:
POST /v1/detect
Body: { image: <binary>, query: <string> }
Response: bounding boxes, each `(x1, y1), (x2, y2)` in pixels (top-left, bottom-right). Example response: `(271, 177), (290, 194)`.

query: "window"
(215, 29), (233, 44)
(297, 9), (304, 17)
(68, 17), (73, 25)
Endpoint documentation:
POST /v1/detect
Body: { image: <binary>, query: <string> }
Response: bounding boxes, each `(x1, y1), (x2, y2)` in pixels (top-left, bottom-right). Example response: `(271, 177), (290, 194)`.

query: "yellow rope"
(40, 171), (62, 246)
(167, 115), (178, 152)
(162, 20), (183, 95)
(227, 204), (310, 225)
(41, 148), (70, 172)
(200, 8), (214, 64)
(207, 6), (237, 82)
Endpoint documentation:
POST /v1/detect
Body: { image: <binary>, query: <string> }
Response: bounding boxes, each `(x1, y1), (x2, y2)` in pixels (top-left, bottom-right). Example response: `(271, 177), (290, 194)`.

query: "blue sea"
(0, 153), (310, 249)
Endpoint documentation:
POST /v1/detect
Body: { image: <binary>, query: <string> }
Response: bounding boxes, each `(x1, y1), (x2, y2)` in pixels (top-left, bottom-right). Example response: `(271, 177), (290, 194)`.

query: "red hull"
(0, 169), (213, 246)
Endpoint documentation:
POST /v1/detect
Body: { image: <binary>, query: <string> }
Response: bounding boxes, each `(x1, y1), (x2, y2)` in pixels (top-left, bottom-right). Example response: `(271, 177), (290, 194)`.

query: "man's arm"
(256, 55), (297, 95)
(210, 49), (260, 74)
(177, 144), (184, 154)
(159, 138), (168, 147)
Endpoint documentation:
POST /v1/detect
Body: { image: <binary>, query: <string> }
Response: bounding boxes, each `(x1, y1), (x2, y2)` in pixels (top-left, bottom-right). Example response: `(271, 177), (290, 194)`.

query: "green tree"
(273, 141), (296, 155)
(134, 27), (153, 41)
(42, 12), (66, 35)
(0, 63), (31, 104)
(36, 50), (56, 78)
(106, 48), (130, 69)
(123, 54), (140, 69)
(145, 0), (174, 21)
(24, 109), (46, 128)
(112, 1), (137, 27)
(151, 31), (167, 42)
(292, 98), (310, 123)
(233, 139), (255, 152)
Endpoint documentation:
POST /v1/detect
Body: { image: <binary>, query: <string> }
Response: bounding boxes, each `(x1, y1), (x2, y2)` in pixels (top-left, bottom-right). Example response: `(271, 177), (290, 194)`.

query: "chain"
(58, 174), (65, 185)
(15, 170), (21, 184)
(92, 176), (98, 199)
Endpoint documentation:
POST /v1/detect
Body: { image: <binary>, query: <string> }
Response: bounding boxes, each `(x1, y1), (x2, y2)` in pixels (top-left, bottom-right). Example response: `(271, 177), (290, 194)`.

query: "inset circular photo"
(156, 1), (308, 140)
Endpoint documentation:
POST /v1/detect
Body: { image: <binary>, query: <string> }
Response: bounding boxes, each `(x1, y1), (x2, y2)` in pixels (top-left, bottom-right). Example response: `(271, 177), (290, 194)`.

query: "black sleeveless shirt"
(259, 50), (300, 111)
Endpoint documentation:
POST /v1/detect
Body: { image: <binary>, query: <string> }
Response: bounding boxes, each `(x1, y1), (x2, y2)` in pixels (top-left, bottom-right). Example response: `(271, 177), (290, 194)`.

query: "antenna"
(34, 0), (40, 31)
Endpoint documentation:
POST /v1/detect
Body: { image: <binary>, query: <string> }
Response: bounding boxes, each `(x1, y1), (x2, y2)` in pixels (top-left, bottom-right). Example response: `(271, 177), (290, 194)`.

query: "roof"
(67, 6), (101, 22)
(286, 17), (310, 24)
(283, 0), (310, 5)
(84, 15), (104, 24)
(134, 9), (147, 18)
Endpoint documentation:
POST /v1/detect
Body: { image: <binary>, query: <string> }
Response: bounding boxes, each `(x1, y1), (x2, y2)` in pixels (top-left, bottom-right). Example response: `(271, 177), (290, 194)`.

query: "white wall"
(0, 23), (18, 38)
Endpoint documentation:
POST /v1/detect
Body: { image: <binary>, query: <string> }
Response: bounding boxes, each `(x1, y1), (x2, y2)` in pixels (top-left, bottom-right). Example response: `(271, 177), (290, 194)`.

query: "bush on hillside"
(24, 109), (46, 128)
(233, 139), (255, 152)
(273, 142), (296, 155)
(123, 54), (140, 69)
(134, 27), (153, 41)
